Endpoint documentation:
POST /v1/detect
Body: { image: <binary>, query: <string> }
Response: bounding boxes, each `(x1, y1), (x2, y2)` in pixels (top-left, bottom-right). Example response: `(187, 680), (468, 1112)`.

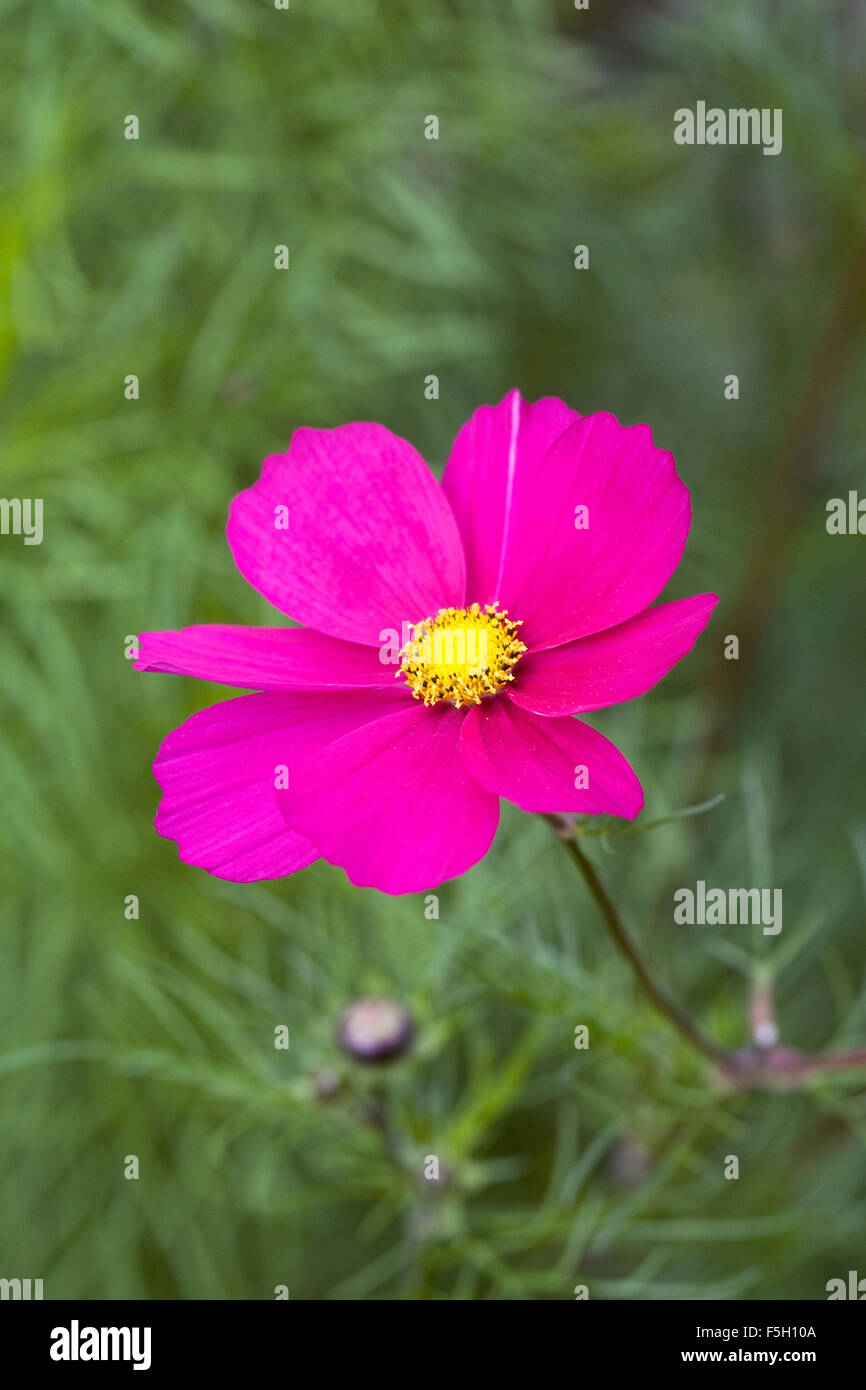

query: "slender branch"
(545, 814), (866, 1089)
(545, 816), (731, 1067)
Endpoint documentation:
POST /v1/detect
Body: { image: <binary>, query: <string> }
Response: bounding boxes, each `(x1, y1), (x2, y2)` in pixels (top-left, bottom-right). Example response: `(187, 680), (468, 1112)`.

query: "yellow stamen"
(398, 602), (526, 708)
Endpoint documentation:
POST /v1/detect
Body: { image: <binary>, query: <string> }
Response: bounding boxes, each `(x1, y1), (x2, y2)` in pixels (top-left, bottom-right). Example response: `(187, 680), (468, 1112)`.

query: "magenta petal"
(442, 389), (579, 605)
(152, 688), (405, 881)
(460, 698), (644, 818)
(499, 412), (692, 650)
(278, 704), (500, 894)
(510, 594), (719, 717)
(136, 624), (400, 691)
(227, 423), (466, 645)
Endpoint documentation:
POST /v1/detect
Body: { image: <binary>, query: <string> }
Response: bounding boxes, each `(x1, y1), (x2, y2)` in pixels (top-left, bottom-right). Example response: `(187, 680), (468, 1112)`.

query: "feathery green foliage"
(1, 0), (865, 1299)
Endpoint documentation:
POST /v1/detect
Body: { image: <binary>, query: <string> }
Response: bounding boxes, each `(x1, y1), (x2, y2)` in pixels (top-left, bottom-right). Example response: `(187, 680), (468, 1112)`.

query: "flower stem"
(549, 819), (732, 1066)
(547, 815), (866, 1088)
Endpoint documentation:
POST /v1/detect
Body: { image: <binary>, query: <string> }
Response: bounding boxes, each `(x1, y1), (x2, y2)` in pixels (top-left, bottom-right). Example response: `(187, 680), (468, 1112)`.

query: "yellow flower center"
(398, 603), (526, 708)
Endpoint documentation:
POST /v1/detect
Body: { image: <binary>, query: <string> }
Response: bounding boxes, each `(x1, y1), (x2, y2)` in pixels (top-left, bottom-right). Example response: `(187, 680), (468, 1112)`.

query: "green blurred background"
(2, 0), (865, 1300)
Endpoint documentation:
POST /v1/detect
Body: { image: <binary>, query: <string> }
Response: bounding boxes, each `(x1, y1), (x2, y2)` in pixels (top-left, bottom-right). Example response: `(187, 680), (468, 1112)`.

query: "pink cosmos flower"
(137, 391), (717, 895)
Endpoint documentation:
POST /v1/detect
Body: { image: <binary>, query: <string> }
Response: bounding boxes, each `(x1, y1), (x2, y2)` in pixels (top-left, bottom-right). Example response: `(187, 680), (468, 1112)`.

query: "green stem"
(547, 818), (732, 1067)
(548, 817), (866, 1088)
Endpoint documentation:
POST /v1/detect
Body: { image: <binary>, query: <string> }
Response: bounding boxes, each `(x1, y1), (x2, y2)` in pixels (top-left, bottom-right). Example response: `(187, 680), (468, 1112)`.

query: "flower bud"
(310, 1068), (343, 1102)
(336, 998), (414, 1063)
